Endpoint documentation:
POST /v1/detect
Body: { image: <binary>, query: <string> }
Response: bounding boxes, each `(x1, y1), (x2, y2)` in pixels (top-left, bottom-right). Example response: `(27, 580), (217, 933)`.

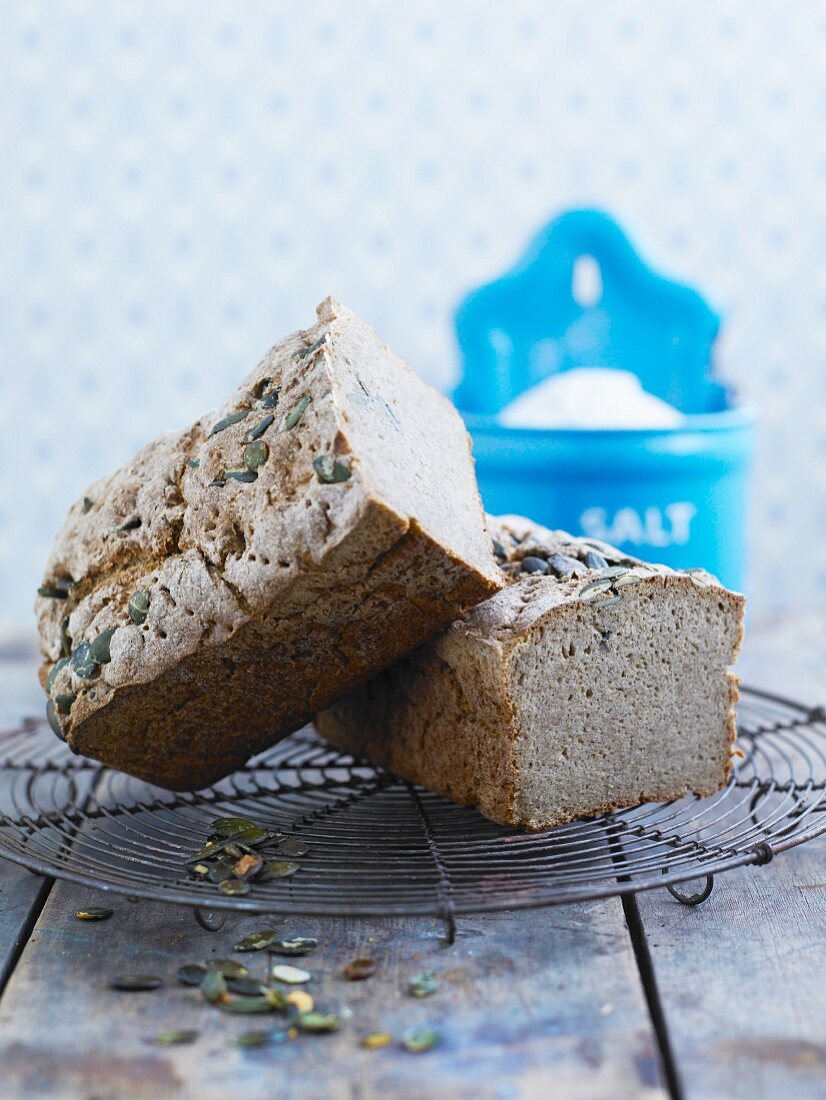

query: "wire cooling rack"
(0, 686), (824, 937)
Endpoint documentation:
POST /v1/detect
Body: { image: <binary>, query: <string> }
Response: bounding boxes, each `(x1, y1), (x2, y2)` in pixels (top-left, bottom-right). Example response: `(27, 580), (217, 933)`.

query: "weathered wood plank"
(0, 882), (665, 1100)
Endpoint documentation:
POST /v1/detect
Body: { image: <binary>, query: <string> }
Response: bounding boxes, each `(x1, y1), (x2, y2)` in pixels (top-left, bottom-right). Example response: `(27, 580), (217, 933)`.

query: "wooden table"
(0, 614), (824, 1100)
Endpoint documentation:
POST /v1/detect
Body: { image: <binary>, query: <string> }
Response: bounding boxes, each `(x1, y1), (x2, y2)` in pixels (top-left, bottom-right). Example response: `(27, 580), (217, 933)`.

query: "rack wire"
(0, 686), (824, 935)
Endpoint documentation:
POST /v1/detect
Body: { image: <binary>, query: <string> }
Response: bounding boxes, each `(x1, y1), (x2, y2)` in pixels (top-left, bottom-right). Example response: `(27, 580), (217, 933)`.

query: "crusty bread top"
(36, 298), (501, 729)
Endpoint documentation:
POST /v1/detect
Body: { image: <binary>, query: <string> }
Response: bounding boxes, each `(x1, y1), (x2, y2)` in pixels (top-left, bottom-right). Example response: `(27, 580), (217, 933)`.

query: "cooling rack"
(0, 686), (824, 940)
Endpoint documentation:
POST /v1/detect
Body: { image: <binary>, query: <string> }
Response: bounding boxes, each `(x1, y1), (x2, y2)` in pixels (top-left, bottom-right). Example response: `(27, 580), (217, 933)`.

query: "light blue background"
(1, 1), (824, 630)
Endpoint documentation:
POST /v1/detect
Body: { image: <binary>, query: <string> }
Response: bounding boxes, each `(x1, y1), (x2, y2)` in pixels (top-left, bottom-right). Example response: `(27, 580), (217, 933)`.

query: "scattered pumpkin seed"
(269, 936), (318, 957)
(177, 963), (208, 987)
(258, 860), (299, 881)
(686, 568), (713, 589)
(116, 516), (141, 532)
(82, 496), (94, 512)
(128, 589), (150, 625)
(492, 538), (507, 560)
(47, 657), (69, 692)
(210, 410), (249, 436)
(111, 974), (164, 992)
(591, 593), (623, 608)
(208, 478), (226, 488)
(598, 566), (631, 579)
(243, 441), (269, 472)
(407, 971), (439, 998)
(613, 573), (643, 589)
(278, 837), (309, 858)
(200, 968), (227, 1003)
(225, 469), (258, 483)
(189, 838), (229, 862)
(343, 958), (376, 981)
(361, 1031), (393, 1050)
(547, 552), (583, 577)
(285, 990), (314, 1014)
(60, 616), (72, 658)
(55, 692), (76, 715)
(232, 1029), (285, 1047)
(45, 698), (63, 738)
(313, 454), (351, 484)
(71, 643), (98, 679)
(226, 977), (267, 997)
(578, 578), (614, 600)
(584, 549), (609, 570)
(89, 627), (117, 665)
(293, 335), (327, 360)
(285, 395), (311, 429)
(37, 584), (70, 599)
(297, 1012), (341, 1033)
(187, 457), (200, 468)
(75, 908), (113, 921)
(255, 389), (280, 410)
(210, 959), (249, 979)
(262, 986), (288, 1009)
(218, 997), (274, 1015)
(234, 929), (281, 952)
(402, 1027), (442, 1053)
(212, 816), (257, 836)
(219, 879), (250, 896)
(271, 964), (311, 985)
(520, 556), (549, 575)
(242, 415), (274, 443)
(149, 1029), (198, 1046)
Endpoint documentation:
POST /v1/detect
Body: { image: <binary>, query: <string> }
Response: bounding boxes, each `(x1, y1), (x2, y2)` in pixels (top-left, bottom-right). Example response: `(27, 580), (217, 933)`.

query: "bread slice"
(316, 514), (746, 830)
(36, 298), (503, 789)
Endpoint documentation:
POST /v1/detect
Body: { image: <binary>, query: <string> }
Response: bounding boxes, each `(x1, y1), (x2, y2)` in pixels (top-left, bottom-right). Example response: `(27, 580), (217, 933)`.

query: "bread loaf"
(36, 298), (503, 788)
(317, 515), (746, 829)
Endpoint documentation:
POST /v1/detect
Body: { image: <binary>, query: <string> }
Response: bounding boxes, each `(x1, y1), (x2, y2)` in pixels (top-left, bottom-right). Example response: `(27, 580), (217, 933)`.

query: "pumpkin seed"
(242, 415), (274, 443)
(258, 861), (299, 881)
(55, 692), (76, 715)
(47, 657), (69, 692)
(46, 699), (63, 738)
(128, 589), (150, 625)
(255, 389), (280, 410)
(547, 553), (583, 577)
(208, 478), (226, 488)
(75, 908), (113, 921)
(212, 816), (258, 836)
(219, 879), (250, 896)
(111, 975), (164, 992)
(188, 838), (229, 862)
(116, 516), (141, 532)
(579, 578), (614, 600)
(613, 573), (643, 589)
(262, 986), (288, 1009)
(313, 454), (351, 484)
(243, 441), (269, 471)
(89, 627), (117, 665)
(38, 585), (70, 599)
(277, 837), (309, 858)
(492, 538), (507, 560)
(591, 593), (623, 608)
(200, 968), (227, 1003)
(269, 936), (318, 957)
(271, 964), (311, 985)
(60, 617), (72, 658)
(297, 1012), (341, 1033)
(226, 977), (267, 997)
(210, 959), (249, 979)
(402, 1027), (442, 1053)
(407, 971), (439, 998)
(218, 997), (273, 1015)
(187, 457), (200, 469)
(285, 990), (314, 1014)
(520, 556), (549, 575)
(209, 410), (249, 437)
(82, 496), (94, 512)
(148, 1029), (198, 1046)
(225, 469), (258, 483)
(177, 963), (208, 986)
(686, 568), (713, 589)
(584, 549), (609, 570)
(285, 395), (310, 429)
(71, 643), (98, 679)
(234, 929), (280, 952)
(597, 566), (631, 579)
(343, 958), (376, 981)
(361, 1031), (393, 1050)
(232, 1029), (284, 1047)
(293, 335), (327, 360)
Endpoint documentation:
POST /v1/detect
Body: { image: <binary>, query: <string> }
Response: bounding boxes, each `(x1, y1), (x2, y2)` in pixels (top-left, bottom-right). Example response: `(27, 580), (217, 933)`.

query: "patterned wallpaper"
(1, 0), (824, 629)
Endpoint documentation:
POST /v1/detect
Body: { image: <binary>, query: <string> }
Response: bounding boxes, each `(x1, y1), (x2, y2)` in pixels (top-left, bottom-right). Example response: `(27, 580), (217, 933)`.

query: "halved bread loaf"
(36, 298), (503, 788)
(316, 515), (746, 829)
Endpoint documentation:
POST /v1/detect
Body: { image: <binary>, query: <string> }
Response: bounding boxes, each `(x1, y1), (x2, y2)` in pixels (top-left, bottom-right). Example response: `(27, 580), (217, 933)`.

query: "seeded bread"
(316, 515), (746, 830)
(36, 298), (503, 789)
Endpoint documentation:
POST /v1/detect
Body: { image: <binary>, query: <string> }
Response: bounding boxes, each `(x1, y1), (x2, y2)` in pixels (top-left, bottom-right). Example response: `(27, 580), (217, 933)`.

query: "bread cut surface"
(36, 298), (503, 788)
(317, 515), (746, 829)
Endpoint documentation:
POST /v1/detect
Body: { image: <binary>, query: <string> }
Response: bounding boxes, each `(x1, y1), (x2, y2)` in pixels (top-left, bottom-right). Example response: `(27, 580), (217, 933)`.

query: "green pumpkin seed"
(243, 441), (269, 471)
(148, 1029), (198, 1046)
(209, 410), (249, 436)
(226, 977), (267, 997)
(188, 838), (229, 862)
(293, 335), (327, 360)
(284, 395), (310, 429)
(116, 516), (141, 532)
(242, 415), (274, 443)
(208, 477), (226, 488)
(232, 1029), (285, 1047)
(89, 627), (117, 664)
(262, 986), (288, 1009)
(686, 568), (714, 589)
(213, 815), (256, 835)
(46, 698), (63, 738)
(402, 1027), (442, 1053)
(224, 469), (258, 483)
(255, 389), (280, 410)
(361, 1031), (393, 1049)
(187, 457), (200, 468)
(313, 454), (351, 484)
(200, 968), (227, 1003)
(277, 837), (309, 858)
(177, 963), (208, 987)
(408, 971), (439, 998)
(210, 959), (249, 979)
(297, 1012), (341, 1033)
(71, 643), (98, 679)
(82, 496), (94, 512)
(219, 879), (250, 896)
(269, 936), (318, 957)
(38, 585), (70, 600)
(271, 964), (311, 985)
(47, 657), (69, 692)
(55, 693), (76, 715)
(60, 616), (72, 658)
(75, 908), (113, 921)
(111, 974), (164, 992)
(218, 997), (274, 1015)
(258, 860), (299, 881)
(343, 958), (376, 981)
(234, 929), (281, 952)
(128, 589), (150, 625)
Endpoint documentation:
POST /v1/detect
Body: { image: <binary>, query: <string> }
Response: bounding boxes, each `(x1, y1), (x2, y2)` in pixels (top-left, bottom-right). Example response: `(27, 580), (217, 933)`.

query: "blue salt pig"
(453, 209), (755, 591)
